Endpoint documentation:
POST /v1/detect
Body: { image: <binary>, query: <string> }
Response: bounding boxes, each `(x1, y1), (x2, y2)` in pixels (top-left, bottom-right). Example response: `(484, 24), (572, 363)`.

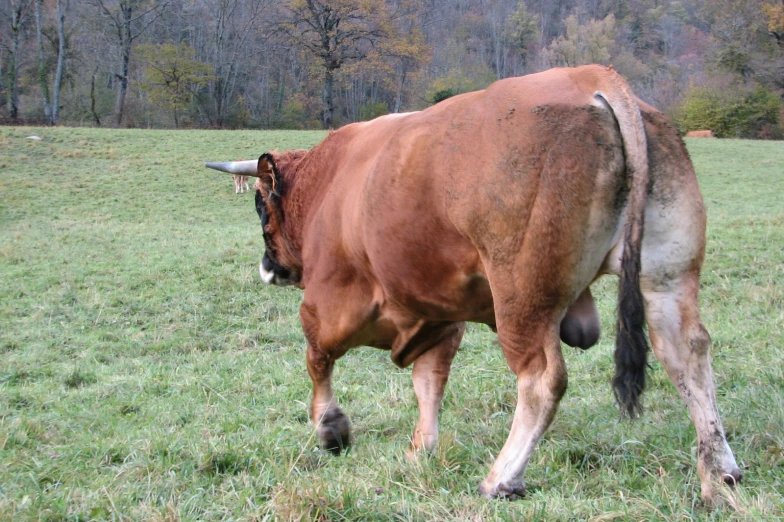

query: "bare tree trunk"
(394, 61), (408, 113)
(113, 55), (129, 126)
(35, 0), (52, 123)
(5, 52), (18, 120)
(206, 0), (267, 127)
(113, 2), (132, 126)
(51, 0), (66, 125)
(276, 65), (284, 112)
(90, 67), (101, 126)
(0, 53), (5, 106)
(96, 0), (168, 127)
(7, 36), (20, 119)
(212, 0), (226, 126)
(323, 65), (336, 128)
(6, 0), (32, 120)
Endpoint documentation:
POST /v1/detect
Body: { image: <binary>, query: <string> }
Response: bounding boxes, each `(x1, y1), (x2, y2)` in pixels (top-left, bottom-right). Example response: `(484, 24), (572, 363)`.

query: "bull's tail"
(591, 67), (650, 418)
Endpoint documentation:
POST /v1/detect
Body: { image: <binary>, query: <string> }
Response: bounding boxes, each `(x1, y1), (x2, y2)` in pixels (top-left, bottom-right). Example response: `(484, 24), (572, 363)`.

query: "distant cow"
(205, 65), (741, 504)
(233, 174), (250, 194)
(685, 129), (714, 138)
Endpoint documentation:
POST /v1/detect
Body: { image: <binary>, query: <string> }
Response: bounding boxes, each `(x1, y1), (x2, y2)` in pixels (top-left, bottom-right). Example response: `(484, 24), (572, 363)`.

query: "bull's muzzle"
(259, 255), (294, 287)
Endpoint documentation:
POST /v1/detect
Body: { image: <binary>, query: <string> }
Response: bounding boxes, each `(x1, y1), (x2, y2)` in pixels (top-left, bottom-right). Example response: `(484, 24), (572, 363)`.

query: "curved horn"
(204, 159), (260, 177)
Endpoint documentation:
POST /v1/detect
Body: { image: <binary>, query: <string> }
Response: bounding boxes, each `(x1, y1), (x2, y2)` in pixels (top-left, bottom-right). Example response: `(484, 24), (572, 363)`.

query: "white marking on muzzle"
(259, 262), (276, 284)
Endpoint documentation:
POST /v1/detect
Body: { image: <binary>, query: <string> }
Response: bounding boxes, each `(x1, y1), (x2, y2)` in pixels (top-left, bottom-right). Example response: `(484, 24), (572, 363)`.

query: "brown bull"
(685, 129), (715, 138)
(205, 65), (741, 503)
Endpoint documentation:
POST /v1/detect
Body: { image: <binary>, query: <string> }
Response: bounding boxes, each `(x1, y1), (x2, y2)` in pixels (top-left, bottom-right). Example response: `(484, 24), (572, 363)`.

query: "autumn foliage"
(1, 0), (782, 137)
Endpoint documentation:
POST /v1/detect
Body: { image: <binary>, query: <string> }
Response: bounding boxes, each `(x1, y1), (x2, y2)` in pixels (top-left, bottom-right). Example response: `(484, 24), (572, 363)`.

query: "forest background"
(2, 0), (783, 138)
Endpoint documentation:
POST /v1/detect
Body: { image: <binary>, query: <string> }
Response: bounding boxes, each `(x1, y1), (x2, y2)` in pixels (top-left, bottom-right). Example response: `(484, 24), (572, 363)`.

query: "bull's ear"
(257, 153), (282, 197)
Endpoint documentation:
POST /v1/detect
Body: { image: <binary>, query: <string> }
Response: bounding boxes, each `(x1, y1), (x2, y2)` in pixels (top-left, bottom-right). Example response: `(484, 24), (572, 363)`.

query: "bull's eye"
(255, 190), (269, 228)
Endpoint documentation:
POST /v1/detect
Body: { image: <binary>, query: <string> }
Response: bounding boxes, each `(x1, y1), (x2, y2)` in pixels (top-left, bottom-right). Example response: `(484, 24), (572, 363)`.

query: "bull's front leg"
(307, 343), (350, 455)
(408, 323), (464, 456)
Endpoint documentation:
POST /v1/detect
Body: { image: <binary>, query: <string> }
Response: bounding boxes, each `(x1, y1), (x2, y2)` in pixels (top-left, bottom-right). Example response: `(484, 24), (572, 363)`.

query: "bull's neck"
(278, 144), (340, 263)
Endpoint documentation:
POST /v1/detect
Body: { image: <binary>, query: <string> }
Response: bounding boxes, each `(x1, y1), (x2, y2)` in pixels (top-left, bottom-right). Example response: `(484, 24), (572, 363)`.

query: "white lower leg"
(645, 285), (740, 502)
(408, 327), (462, 454)
(479, 347), (566, 498)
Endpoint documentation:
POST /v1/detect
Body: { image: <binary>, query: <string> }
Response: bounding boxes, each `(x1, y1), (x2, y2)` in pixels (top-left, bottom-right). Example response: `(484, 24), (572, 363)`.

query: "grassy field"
(1, 126), (782, 521)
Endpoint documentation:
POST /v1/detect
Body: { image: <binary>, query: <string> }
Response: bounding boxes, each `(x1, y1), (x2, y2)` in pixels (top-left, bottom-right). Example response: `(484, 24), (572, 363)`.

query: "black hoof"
(319, 409), (351, 456)
(722, 469), (743, 488)
(497, 483), (526, 500)
(479, 482), (526, 500)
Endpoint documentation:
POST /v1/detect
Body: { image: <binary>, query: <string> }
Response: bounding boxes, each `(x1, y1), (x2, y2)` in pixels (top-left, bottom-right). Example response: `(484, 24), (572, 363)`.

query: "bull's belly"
(347, 271), (496, 351)
(366, 280), (495, 367)
(391, 271), (496, 324)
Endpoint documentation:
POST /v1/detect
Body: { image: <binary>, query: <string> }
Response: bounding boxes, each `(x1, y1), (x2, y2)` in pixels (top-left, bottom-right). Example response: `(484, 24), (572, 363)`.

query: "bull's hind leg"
(642, 271), (741, 504)
(478, 309), (567, 499)
(409, 323), (464, 455)
(306, 343), (350, 455)
(636, 119), (742, 504)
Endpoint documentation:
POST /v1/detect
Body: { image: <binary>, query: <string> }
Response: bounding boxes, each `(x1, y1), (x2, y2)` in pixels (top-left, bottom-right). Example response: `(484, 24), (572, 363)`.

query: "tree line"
(2, 0), (783, 137)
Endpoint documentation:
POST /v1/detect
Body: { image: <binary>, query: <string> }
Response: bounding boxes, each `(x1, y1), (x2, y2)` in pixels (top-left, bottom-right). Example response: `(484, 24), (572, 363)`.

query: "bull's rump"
(323, 67), (631, 322)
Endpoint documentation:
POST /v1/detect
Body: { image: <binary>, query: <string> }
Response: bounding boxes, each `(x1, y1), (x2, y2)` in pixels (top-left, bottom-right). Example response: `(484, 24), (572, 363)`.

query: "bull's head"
(205, 154), (301, 287)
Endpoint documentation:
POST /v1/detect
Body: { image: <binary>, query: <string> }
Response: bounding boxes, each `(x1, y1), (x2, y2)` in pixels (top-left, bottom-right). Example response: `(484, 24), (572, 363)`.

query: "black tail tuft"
(613, 233), (649, 418)
(595, 68), (651, 419)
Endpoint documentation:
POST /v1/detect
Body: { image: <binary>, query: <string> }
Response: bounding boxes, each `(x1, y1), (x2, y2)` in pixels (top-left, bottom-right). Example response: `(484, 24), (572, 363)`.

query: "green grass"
(1, 127), (782, 521)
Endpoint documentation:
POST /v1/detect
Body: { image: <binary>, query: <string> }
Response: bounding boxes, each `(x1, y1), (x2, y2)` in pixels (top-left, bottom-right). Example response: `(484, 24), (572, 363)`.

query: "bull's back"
(335, 67), (631, 319)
